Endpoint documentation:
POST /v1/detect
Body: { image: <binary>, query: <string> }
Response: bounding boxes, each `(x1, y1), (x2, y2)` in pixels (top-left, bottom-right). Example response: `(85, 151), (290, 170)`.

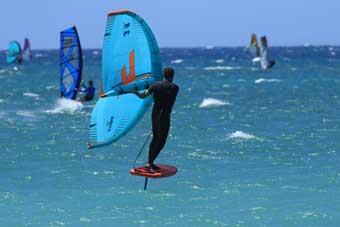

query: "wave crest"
(170, 59), (183, 64)
(255, 78), (281, 84)
(199, 98), (229, 108)
(229, 131), (255, 139)
(46, 98), (83, 114)
(204, 66), (241, 71)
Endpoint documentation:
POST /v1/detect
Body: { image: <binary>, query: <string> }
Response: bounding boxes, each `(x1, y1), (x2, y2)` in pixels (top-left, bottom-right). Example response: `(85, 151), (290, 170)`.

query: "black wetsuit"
(268, 60), (276, 69)
(83, 86), (95, 101)
(148, 80), (179, 164)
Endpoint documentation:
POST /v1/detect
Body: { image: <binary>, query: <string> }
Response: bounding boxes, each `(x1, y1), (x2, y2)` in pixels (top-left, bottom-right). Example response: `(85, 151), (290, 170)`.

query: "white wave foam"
(92, 50), (99, 55)
(229, 131), (255, 139)
(46, 98), (83, 114)
(45, 85), (56, 90)
(204, 66), (241, 71)
(216, 59), (224, 63)
(0, 69), (6, 74)
(170, 59), (183, 64)
(255, 78), (281, 84)
(80, 217), (91, 223)
(252, 57), (261, 63)
(34, 53), (43, 58)
(16, 111), (35, 118)
(199, 98), (228, 108)
(23, 92), (40, 99)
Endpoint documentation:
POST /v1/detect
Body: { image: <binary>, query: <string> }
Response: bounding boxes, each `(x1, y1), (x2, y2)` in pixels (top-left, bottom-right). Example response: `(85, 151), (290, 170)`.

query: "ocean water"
(1, 47), (340, 226)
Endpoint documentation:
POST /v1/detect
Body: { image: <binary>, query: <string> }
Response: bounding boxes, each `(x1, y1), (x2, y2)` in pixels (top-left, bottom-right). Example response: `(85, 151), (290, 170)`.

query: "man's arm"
(74, 81), (86, 92)
(132, 84), (154, 98)
(133, 89), (150, 99)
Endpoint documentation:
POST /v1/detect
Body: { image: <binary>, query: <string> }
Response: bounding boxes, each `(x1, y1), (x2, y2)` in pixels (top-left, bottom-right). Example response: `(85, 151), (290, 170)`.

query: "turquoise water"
(1, 47), (340, 226)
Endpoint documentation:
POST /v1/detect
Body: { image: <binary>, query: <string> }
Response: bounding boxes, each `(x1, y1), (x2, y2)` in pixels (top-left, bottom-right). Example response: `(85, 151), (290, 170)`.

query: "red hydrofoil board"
(130, 164), (177, 178)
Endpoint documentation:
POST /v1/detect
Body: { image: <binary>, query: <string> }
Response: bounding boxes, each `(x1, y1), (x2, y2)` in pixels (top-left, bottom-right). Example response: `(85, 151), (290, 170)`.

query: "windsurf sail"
(60, 26), (83, 100)
(248, 33), (260, 59)
(20, 38), (32, 61)
(260, 36), (276, 70)
(88, 10), (162, 149)
(6, 41), (21, 63)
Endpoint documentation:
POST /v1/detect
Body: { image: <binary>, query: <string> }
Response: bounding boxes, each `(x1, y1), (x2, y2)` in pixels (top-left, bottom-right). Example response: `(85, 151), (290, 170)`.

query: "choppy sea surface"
(1, 47), (340, 227)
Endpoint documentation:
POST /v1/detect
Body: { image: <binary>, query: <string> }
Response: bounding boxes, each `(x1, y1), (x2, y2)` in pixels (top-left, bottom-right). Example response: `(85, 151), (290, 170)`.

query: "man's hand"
(133, 89), (149, 99)
(131, 88), (137, 94)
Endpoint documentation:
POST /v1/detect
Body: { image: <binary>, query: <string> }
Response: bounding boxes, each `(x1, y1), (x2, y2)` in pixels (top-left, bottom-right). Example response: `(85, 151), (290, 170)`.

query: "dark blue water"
(1, 47), (340, 226)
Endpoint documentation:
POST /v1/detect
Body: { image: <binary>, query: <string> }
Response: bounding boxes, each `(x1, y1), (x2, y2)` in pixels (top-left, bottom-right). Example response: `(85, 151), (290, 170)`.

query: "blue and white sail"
(88, 10), (162, 149)
(6, 41), (21, 63)
(60, 26), (83, 100)
(260, 36), (276, 70)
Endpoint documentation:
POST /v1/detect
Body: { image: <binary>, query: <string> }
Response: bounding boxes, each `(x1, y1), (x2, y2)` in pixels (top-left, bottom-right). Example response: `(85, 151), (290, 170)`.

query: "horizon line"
(0, 44), (338, 52)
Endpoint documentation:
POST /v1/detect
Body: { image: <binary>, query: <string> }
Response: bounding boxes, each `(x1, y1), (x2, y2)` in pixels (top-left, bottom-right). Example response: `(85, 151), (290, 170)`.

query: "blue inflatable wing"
(60, 26), (83, 100)
(6, 41), (21, 63)
(88, 10), (162, 149)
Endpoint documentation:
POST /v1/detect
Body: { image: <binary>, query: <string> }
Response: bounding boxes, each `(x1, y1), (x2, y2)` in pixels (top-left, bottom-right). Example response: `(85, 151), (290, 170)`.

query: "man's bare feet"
(146, 163), (161, 171)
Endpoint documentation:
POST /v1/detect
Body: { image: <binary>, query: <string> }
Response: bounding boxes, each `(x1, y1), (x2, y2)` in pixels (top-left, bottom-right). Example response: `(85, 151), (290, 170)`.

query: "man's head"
(163, 67), (175, 82)
(89, 80), (94, 86)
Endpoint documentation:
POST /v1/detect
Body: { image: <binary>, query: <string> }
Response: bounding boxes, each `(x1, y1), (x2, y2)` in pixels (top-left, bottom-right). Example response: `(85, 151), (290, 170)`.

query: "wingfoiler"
(19, 38), (32, 63)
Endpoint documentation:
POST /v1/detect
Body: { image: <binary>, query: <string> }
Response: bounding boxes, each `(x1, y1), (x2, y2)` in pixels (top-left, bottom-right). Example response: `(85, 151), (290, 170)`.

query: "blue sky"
(1, 0), (340, 49)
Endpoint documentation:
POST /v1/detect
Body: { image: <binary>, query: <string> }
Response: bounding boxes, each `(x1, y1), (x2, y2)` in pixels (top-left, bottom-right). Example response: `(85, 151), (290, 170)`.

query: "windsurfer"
(260, 36), (276, 69)
(249, 33), (260, 58)
(17, 38), (32, 65)
(133, 67), (179, 170)
(76, 80), (95, 102)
